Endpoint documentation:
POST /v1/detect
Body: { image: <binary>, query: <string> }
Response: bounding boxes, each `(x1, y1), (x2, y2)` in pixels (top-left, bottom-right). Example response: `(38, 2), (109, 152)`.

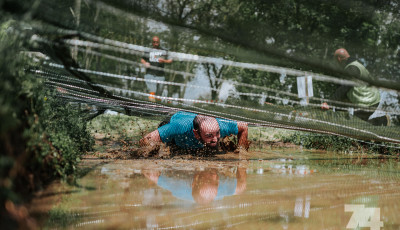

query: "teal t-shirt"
(157, 111), (238, 149)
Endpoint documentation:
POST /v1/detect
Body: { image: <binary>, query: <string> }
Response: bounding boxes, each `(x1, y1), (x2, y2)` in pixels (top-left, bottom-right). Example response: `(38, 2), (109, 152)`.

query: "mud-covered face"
(199, 119), (220, 147)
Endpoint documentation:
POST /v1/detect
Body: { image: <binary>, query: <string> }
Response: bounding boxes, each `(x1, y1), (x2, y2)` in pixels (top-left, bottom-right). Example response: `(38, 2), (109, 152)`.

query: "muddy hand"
(239, 140), (251, 151)
(137, 142), (160, 157)
(234, 146), (248, 154)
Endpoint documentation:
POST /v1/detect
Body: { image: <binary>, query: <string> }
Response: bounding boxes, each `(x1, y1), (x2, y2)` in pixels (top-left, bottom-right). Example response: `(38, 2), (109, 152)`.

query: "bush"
(0, 18), (93, 228)
(25, 88), (94, 177)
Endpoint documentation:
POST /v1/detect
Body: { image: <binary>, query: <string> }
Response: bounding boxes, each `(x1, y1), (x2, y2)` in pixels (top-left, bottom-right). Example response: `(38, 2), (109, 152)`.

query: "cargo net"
(10, 0), (400, 144)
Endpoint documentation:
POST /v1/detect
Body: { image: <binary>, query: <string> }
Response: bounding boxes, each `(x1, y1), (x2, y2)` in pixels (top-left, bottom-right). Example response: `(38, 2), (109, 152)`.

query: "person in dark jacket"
(322, 48), (387, 125)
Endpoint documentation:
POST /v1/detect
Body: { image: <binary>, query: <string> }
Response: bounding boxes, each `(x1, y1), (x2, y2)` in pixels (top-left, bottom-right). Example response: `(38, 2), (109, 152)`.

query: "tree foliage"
(124, 0), (400, 81)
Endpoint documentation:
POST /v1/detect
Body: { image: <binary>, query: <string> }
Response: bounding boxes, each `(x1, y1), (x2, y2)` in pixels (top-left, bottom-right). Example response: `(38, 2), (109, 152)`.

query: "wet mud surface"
(29, 149), (400, 229)
(91, 133), (299, 160)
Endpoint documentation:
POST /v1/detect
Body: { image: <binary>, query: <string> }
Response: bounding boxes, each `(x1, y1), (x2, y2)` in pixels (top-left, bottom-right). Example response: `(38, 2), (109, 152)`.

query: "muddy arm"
(139, 130), (162, 147)
(237, 122), (249, 150)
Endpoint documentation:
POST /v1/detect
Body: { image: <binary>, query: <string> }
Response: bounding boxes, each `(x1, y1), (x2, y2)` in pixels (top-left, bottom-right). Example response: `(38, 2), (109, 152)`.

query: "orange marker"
(149, 92), (156, 102)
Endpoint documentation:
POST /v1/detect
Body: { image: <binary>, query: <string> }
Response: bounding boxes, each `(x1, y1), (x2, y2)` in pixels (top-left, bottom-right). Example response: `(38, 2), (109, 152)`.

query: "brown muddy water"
(29, 150), (400, 229)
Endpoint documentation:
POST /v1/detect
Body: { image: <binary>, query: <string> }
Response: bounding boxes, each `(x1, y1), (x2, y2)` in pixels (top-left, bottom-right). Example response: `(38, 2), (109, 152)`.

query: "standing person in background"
(141, 36), (173, 97)
(322, 48), (387, 125)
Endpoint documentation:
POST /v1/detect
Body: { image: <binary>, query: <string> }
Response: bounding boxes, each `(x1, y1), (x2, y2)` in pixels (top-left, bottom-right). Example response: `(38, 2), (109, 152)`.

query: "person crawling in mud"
(139, 111), (249, 156)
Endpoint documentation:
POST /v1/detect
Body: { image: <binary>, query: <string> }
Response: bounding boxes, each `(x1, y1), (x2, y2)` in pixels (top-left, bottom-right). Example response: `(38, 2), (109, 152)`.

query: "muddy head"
(193, 116), (221, 149)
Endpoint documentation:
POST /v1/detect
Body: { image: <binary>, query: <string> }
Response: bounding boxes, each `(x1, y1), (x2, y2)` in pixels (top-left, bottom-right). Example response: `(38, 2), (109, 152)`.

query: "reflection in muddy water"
(142, 167), (247, 205)
(33, 151), (400, 229)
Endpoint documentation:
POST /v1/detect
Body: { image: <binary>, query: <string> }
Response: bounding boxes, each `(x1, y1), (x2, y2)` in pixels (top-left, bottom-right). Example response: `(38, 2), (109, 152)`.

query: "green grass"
(282, 132), (400, 155)
(87, 114), (159, 153)
(89, 114), (159, 139)
(248, 126), (297, 149)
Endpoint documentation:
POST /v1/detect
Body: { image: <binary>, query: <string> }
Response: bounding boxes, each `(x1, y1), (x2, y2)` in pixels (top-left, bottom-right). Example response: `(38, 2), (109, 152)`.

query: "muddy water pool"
(30, 150), (400, 229)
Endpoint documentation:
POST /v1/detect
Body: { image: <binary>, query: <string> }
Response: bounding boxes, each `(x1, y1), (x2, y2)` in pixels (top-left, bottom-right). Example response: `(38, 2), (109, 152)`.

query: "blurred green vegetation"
(125, 0), (400, 84)
(0, 18), (93, 227)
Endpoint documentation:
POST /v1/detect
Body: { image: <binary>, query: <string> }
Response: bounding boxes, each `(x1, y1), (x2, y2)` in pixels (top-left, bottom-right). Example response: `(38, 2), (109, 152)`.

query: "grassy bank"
(282, 132), (400, 155)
